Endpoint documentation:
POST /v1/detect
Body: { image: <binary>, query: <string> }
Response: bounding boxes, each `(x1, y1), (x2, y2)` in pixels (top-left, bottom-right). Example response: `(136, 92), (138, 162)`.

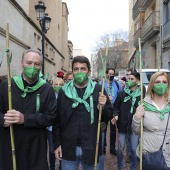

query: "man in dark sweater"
(0, 49), (57, 170)
(53, 56), (113, 170)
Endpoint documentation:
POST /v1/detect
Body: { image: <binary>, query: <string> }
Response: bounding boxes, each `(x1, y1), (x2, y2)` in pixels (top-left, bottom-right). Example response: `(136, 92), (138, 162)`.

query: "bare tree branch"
(92, 30), (128, 75)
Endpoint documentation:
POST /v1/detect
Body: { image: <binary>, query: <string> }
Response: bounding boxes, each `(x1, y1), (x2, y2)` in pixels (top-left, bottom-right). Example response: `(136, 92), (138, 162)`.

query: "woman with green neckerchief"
(52, 56), (113, 170)
(0, 49), (57, 170)
(132, 72), (170, 169)
(111, 71), (145, 170)
(47, 77), (64, 170)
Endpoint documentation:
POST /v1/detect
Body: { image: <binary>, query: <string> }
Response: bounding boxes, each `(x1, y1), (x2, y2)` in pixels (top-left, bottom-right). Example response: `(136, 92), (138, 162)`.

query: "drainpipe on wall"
(160, 1), (163, 68)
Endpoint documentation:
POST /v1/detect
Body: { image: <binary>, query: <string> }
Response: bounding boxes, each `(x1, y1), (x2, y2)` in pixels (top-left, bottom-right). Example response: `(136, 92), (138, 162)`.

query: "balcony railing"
(141, 0), (152, 9)
(133, 28), (142, 47)
(142, 11), (160, 41)
(163, 20), (170, 42)
(133, 0), (144, 19)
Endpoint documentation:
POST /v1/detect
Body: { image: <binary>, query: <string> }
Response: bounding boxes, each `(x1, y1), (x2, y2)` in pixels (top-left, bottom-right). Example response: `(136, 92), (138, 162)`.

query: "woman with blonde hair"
(48, 77), (64, 170)
(53, 78), (64, 95)
(132, 72), (170, 169)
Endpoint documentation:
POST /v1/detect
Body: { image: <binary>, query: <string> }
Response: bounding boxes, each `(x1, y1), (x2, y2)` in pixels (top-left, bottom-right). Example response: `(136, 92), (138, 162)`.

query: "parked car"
(136, 69), (170, 90)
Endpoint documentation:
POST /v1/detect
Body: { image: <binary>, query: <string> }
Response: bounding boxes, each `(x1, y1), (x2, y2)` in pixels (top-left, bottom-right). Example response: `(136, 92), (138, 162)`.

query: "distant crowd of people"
(0, 48), (170, 170)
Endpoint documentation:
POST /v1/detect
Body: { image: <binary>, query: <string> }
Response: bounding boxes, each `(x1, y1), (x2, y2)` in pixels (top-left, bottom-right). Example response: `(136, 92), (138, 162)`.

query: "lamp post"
(35, 1), (51, 75)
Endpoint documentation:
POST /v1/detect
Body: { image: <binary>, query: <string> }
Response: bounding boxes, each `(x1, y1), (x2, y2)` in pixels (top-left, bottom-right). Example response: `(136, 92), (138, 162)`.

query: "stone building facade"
(162, 0), (170, 70)
(0, 0), (73, 79)
(128, 0), (170, 70)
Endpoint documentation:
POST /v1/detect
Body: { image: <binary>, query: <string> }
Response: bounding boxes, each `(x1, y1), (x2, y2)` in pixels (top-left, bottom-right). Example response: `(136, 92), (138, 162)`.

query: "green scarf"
(62, 78), (96, 124)
(13, 74), (46, 98)
(123, 86), (141, 113)
(144, 101), (170, 120)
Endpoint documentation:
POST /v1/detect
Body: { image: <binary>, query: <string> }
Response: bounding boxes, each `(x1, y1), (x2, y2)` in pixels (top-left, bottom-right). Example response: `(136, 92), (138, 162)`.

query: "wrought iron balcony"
(142, 11), (160, 42)
(133, 0), (144, 20)
(141, 0), (153, 9)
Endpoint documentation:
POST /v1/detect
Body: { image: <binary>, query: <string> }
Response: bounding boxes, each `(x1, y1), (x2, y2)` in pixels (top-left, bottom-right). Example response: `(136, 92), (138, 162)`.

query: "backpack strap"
(114, 80), (120, 90)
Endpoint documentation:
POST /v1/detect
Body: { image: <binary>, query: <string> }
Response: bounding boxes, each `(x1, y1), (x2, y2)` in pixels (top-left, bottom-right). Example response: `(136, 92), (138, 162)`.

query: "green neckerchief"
(13, 74), (46, 98)
(144, 101), (170, 120)
(123, 86), (140, 113)
(62, 78), (96, 124)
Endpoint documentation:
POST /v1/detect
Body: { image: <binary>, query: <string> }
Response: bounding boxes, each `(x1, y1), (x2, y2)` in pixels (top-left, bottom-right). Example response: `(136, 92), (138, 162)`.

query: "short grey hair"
(22, 49), (43, 62)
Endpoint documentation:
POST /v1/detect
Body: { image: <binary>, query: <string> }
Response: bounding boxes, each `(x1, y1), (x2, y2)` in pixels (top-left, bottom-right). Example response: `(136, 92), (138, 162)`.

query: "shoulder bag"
(142, 112), (170, 170)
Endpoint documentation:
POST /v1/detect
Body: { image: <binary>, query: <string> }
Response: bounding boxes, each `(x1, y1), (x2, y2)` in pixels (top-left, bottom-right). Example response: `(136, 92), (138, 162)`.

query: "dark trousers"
(110, 122), (116, 151)
(47, 130), (56, 170)
(47, 130), (62, 170)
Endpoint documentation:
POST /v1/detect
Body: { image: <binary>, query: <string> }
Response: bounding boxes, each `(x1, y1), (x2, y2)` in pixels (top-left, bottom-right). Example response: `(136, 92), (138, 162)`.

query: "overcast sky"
(63, 0), (129, 58)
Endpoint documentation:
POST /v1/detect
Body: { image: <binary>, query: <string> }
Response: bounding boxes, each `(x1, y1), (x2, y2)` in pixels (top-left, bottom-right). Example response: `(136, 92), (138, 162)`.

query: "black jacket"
(0, 78), (57, 170)
(53, 83), (113, 165)
(113, 87), (145, 133)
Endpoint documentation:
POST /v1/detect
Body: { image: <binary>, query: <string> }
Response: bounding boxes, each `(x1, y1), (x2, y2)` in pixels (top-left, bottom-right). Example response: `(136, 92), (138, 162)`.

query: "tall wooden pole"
(6, 23), (17, 170)
(94, 38), (109, 170)
(138, 38), (143, 170)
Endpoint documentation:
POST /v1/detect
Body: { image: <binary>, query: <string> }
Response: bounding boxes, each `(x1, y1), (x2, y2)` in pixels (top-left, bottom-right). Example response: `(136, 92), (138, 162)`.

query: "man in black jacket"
(111, 72), (145, 170)
(0, 49), (57, 170)
(53, 56), (113, 170)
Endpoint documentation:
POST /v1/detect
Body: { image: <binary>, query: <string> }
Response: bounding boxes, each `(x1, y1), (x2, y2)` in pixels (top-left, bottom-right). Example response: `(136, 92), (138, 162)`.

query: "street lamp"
(35, 1), (51, 75)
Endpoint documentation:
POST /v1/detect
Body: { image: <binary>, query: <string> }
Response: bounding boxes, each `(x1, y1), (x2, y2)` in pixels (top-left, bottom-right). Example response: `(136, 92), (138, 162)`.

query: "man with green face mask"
(111, 71), (146, 170)
(0, 49), (57, 170)
(53, 56), (113, 170)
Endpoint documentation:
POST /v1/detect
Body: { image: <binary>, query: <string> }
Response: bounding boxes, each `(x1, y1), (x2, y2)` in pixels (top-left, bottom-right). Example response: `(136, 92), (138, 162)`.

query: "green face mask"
(54, 86), (61, 93)
(24, 66), (40, 79)
(153, 83), (168, 96)
(126, 80), (136, 88)
(74, 72), (88, 84)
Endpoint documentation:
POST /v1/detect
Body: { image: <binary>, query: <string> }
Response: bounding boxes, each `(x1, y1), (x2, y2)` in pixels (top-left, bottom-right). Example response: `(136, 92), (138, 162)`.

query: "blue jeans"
(117, 133), (139, 170)
(61, 146), (100, 170)
(98, 155), (104, 170)
(126, 133), (131, 157)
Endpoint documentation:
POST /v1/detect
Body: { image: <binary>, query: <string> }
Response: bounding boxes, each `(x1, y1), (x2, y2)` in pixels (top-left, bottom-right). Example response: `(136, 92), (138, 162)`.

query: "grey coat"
(132, 95), (170, 167)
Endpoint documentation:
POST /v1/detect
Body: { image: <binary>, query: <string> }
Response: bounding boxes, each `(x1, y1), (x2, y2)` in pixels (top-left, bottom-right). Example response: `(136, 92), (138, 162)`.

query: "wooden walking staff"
(138, 38), (143, 170)
(94, 38), (109, 170)
(6, 23), (17, 170)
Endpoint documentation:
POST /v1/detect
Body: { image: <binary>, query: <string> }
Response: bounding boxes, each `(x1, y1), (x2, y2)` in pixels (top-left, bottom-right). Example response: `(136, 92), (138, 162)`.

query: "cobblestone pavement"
(53, 124), (139, 170)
